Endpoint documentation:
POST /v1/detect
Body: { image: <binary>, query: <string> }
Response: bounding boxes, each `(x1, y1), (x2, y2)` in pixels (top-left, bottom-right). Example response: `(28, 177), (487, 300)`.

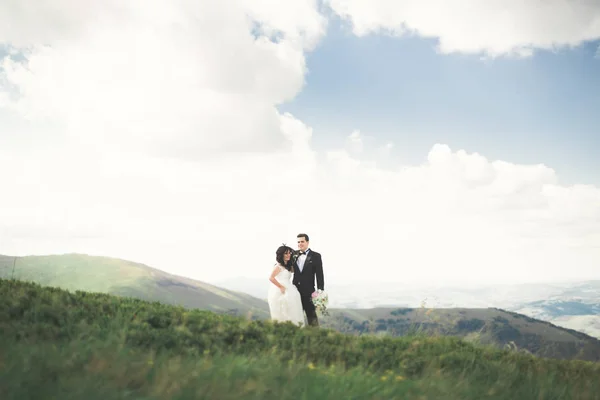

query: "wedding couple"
(267, 233), (324, 327)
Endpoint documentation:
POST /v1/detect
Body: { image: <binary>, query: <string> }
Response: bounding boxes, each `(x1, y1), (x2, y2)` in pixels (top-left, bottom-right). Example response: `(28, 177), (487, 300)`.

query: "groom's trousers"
(300, 295), (319, 327)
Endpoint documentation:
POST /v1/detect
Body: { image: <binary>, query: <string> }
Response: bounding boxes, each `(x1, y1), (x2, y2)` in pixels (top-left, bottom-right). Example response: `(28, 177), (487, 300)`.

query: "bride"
(267, 245), (305, 327)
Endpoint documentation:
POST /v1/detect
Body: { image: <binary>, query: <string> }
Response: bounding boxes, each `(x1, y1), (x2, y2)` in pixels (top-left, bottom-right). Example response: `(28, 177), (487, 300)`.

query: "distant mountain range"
(215, 276), (600, 339)
(2, 253), (600, 362)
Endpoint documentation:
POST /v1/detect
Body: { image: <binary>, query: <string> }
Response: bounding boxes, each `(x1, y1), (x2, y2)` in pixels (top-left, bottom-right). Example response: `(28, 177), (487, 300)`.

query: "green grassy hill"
(1, 279), (599, 399)
(0, 254), (269, 318)
(3, 253), (600, 363)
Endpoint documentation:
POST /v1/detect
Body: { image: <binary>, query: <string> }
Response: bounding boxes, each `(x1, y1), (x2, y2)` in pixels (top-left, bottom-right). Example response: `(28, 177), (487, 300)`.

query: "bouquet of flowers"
(311, 289), (329, 316)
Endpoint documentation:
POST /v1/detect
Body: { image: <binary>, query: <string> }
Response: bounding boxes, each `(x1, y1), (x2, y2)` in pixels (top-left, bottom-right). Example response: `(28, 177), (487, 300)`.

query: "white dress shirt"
(297, 249), (310, 272)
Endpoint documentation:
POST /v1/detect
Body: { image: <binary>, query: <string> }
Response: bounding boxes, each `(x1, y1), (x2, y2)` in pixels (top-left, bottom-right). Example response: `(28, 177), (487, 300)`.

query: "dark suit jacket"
(292, 249), (324, 296)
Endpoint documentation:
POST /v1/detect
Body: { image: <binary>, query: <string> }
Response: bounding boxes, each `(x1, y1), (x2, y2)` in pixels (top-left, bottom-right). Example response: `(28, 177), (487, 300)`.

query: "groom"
(292, 233), (324, 327)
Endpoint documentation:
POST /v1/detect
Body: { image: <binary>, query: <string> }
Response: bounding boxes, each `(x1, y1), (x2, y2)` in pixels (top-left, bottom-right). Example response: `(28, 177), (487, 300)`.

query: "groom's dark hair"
(297, 233), (309, 242)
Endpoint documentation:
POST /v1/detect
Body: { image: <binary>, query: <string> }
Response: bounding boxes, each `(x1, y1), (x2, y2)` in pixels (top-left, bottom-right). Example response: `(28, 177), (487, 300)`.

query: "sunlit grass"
(1, 278), (599, 399)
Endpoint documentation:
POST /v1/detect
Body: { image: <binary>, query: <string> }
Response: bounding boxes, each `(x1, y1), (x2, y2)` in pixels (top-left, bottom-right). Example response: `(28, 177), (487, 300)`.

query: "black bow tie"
(299, 251), (306, 255)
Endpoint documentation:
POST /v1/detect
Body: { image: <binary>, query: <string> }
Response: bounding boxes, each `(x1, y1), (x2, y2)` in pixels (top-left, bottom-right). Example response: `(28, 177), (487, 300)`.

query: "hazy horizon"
(2, 251), (598, 288)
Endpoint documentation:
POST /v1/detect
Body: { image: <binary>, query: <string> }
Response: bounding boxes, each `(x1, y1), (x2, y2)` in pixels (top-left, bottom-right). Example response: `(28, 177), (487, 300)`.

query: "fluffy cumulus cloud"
(0, 0), (326, 156)
(325, 0), (600, 57)
(1, 0), (599, 288)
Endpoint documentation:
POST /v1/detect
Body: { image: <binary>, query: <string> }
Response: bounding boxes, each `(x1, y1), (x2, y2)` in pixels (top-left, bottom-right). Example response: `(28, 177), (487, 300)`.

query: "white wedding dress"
(267, 264), (305, 327)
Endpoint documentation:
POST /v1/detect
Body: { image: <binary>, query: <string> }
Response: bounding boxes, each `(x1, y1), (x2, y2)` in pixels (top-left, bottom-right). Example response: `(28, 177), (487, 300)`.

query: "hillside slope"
(1, 278), (599, 400)
(4, 253), (599, 362)
(0, 254), (269, 318)
(326, 307), (600, 362)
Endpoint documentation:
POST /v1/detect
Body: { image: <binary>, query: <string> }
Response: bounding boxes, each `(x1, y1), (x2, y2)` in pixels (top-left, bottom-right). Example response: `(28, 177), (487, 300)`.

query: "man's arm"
(315, 253), (324, 290)
(292, 266), (298, 285)
(291, 254), (298, 284)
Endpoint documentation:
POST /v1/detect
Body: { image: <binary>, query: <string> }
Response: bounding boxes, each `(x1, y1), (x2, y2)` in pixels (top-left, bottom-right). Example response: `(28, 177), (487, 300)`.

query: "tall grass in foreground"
(1, 279), (599, 399)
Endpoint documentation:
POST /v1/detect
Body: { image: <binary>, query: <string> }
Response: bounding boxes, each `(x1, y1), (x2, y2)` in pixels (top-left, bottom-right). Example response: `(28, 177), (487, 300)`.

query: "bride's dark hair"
(276, 244), (294, 272)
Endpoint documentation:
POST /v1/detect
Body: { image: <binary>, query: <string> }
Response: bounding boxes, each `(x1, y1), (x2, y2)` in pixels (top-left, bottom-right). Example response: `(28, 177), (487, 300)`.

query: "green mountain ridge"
(0, 253), (269, 318)
(2, 253), (600, 362)
(325, 307), (600, 362)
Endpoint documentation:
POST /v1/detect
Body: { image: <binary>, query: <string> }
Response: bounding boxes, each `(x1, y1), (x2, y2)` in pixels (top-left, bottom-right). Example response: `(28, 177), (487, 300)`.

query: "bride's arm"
(269, 266), (286, 292)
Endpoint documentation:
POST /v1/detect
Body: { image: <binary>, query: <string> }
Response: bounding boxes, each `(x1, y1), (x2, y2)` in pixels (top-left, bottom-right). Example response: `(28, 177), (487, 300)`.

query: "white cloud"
(347, 129), (363, 153)
(0, 0), (326, 156)
(1, 135), (598, 286)
(325, 0), (600, 57)
(0, 0), (599, 289)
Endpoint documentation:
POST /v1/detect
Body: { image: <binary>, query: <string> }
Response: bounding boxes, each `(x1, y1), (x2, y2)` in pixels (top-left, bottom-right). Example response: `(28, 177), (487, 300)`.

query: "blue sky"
(282, 19), (600, 186)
